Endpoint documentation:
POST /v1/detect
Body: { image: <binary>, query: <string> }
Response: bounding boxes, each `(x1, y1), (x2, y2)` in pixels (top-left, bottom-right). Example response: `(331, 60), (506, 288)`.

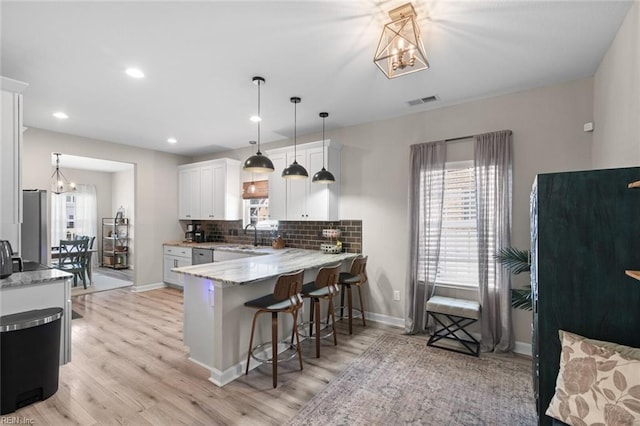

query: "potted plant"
(495, 247), (532, 311)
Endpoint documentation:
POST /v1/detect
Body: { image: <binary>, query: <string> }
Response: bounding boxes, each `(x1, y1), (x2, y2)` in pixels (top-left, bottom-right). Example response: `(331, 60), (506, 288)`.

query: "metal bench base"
(426, 312), (480, 357)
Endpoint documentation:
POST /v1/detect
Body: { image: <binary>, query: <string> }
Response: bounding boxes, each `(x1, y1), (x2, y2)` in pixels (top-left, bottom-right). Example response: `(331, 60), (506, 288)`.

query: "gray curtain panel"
(474, 130), (514, 353)
(405, 141), (446, 334)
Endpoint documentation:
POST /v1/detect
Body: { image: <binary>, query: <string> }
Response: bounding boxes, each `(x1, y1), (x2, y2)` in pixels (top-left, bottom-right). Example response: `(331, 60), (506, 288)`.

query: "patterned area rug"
(287, 333), (536, 426)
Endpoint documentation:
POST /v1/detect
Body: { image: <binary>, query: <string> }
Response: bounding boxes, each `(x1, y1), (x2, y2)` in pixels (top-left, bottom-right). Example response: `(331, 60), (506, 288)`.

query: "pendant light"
(312, 112), (336, 184)
(51, 153), (76, 194)
(243, 76), (274, 173)
(282, 96), (308, 179)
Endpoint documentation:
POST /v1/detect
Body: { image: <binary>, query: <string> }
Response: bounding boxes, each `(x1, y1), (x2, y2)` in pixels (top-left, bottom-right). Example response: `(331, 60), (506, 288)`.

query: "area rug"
(71, 273), (132, 297)
(287, 333), (536, 426)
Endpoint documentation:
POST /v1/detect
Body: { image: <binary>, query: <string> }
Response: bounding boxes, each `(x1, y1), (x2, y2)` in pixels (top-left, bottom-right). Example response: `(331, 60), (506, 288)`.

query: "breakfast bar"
(173, 248), (357, 386)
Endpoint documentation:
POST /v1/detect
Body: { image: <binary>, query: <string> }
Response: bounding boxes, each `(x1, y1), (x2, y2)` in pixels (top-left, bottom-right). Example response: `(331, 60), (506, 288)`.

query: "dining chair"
(56, 238), (89, 288)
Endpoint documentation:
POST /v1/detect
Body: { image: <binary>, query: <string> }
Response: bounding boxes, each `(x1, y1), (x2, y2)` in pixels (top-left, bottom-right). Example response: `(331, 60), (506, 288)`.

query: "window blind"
(435, 164), (479, 287)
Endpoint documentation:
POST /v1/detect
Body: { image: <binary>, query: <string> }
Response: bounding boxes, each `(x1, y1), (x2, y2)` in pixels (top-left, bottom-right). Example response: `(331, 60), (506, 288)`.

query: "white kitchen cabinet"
(267, 140), (340, 221)
(265, 152), (287, 221)
(200, 159), (241, 220)
(0, 77), (28, 253)
(178, 158), (241, 220)
(163, 245), (192, 288)
(178, 167), (200, 220)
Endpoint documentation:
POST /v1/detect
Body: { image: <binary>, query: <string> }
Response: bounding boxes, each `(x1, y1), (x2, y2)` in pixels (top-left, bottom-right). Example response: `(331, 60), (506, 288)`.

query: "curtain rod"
(411, 130), (513, 148)
(445, 129), (512, 143)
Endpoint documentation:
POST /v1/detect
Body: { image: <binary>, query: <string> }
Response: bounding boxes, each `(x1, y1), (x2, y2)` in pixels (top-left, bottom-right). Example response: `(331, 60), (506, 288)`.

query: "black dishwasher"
(192, 248), (214, 265)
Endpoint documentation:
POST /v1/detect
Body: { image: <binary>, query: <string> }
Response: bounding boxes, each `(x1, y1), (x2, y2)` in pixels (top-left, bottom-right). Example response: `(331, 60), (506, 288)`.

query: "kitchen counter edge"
(173, 248), (357, 287)
(0, 269), (74, 289)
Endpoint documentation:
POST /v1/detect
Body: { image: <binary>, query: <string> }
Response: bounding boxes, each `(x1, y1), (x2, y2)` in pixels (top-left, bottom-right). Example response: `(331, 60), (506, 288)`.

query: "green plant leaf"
(511, 287), (532, 311)
(495, 247), (531, 275)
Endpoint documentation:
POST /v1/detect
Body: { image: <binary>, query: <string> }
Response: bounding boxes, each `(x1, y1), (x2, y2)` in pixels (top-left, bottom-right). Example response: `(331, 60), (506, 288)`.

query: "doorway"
(48, 154), (135, 295)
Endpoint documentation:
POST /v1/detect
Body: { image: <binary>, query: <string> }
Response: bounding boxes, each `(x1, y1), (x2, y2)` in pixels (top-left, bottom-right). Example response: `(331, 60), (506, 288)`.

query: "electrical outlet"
(393, 290), (401, 301)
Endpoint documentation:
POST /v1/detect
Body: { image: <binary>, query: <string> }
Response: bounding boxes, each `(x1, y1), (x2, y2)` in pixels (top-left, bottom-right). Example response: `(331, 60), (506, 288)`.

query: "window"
(65, 194), (76, 230)
(435, 162), (479, 288)
(418, 161), (493, 288)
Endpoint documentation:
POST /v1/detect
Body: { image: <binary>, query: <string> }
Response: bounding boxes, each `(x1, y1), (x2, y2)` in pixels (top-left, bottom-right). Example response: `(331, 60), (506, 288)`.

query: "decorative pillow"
(546, 330), (640, 426)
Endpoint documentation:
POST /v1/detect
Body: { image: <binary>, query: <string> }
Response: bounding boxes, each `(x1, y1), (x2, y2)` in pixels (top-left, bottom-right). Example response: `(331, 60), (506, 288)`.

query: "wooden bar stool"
(244, 269), (305, 388)
(300, 263), (342, 358)
(335, 255), (368, 335)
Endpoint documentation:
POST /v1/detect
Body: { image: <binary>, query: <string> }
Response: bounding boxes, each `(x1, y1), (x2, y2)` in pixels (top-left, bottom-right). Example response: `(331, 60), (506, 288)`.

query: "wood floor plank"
(1, 287), (396, 425)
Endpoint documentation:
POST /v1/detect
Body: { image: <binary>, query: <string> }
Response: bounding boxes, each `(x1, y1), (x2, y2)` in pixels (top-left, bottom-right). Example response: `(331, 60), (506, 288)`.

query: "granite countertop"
(164, 241), (278, 255)
(173, 248), (357, 286)
(0, 269), (74, 289)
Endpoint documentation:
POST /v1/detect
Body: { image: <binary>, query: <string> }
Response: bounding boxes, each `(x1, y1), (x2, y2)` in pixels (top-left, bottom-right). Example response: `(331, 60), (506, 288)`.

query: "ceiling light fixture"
(373, 2), (429, 79)
(312, 112), (336, 184)
(125, 67), (145, 79)
(52, 112), (68, 119)
(282, 97), (308, 180)
(243, 76), (275, 173)
(167, 138), (177, 144)
(51, 153), (76, 195)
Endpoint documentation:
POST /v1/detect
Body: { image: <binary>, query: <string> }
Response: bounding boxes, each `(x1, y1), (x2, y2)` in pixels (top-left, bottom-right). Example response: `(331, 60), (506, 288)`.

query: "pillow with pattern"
(546, 330), (640, 426)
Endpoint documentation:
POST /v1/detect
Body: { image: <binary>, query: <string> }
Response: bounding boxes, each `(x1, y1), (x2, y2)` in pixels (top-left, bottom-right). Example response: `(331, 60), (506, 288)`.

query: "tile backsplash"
(201, 220), (362, 253)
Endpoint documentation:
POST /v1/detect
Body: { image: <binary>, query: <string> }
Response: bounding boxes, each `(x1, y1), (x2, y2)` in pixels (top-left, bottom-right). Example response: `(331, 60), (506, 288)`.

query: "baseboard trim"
(364, 311), (404, 328)
(364, 311), (532, 357)
(131, 282), (166, 292)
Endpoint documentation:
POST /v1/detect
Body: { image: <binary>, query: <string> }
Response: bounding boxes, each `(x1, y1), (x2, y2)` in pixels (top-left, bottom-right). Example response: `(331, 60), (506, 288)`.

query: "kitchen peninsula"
(173, 247), (357, 386)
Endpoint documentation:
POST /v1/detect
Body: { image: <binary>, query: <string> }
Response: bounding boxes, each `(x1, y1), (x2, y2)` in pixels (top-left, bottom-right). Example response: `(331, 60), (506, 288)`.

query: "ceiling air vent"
(407, 95), (438, 106)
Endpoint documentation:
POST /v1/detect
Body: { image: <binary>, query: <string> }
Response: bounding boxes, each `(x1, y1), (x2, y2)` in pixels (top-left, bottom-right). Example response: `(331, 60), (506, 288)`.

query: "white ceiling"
(1, 1), (632, 157)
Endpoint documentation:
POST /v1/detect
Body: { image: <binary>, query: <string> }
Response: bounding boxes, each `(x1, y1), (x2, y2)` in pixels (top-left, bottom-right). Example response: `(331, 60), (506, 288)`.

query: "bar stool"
(244, 269), (305, 388)
(300, 263), (342, 358)
(335, 255), (368, 335)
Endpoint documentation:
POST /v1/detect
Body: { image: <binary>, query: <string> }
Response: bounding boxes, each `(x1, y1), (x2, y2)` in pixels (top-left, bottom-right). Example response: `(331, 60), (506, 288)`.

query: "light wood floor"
(2, 287), (399, 425)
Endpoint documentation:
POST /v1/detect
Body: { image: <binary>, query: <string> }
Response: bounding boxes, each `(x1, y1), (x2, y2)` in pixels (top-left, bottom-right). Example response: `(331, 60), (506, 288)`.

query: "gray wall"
(593, 1), (640, 168)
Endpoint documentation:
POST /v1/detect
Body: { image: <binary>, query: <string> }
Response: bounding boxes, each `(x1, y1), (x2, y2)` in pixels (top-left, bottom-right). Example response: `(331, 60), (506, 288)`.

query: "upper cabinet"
(266, 140), (341, 221)
(0, 77), (28, 252)
(178, 158), (241, 220)
(178, 167), (201, 220)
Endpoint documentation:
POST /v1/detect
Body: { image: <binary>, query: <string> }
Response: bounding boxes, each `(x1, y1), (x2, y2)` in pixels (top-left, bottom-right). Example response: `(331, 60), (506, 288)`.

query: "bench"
(425, 296), (481, 357)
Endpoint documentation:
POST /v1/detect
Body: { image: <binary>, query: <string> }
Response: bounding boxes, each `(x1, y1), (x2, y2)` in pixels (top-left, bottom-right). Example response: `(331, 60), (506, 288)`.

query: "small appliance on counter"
(185, 224), (195, 242)
(194, 230), (206, 243)
(1, 241), (22, 279)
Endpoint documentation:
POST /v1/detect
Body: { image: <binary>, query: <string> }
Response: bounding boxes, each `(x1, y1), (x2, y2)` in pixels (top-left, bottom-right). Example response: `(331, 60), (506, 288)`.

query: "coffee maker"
(194, 224), (206, 243)
(185, 224), (195, 242)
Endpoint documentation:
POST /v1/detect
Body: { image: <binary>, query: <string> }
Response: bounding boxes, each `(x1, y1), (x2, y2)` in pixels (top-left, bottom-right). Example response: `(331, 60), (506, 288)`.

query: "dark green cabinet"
(531, 167), (640, 425)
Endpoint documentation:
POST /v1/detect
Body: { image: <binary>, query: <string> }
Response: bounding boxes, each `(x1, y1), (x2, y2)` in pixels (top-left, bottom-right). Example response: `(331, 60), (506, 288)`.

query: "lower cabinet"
(163, 245), (192, 288)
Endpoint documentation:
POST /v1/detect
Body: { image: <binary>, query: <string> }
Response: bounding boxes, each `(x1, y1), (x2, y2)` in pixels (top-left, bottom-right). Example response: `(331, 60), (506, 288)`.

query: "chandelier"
(51, 153), (76, 194)
(373, 3), (429, 79)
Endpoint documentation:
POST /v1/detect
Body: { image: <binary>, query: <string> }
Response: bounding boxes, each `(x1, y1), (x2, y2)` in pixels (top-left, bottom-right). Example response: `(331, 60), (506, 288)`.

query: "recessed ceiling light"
(167, 138), (177, 144)
(250, 115), (261, 123)
(52, 112), (68, 119)
(125, 68), (145, 79)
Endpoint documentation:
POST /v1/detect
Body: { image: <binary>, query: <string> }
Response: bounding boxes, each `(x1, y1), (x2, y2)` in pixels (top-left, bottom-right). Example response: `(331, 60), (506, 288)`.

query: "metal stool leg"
(356, 285), (366, 327)
(271, 312), (277, 388)
(245, 311), (260, 375)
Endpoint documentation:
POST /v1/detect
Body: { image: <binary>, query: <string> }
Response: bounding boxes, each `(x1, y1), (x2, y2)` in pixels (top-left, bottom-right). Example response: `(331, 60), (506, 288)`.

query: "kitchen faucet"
(244, 223), (258, 246)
